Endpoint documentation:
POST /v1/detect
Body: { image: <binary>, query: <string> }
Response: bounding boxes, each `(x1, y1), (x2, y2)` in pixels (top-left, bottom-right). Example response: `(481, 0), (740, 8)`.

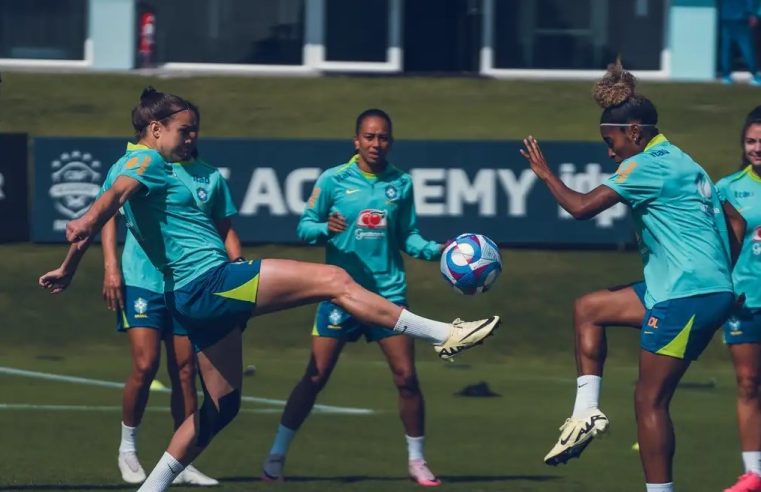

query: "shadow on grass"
(222, 473), (559, 484)
(0, 486), (133, 491)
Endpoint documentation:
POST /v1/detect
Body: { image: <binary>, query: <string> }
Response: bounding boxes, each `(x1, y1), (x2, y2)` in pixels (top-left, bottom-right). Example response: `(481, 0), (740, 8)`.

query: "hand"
(327, 212), (347, 234)
(102, 268), (124, 311)
(66, 218), (94, 250)
(39, 268), (74, 294)
(520, 136), (553, 180)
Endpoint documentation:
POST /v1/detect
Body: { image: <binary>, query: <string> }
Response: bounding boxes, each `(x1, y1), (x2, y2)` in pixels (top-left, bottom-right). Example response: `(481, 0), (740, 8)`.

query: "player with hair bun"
(521, 61), (736, 492)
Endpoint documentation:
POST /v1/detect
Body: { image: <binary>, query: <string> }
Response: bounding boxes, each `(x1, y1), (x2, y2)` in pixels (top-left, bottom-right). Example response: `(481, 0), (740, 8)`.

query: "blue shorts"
(116, 285), (187, 336)
(631, 281), (734, 360)
(723, 306), (761, 345)
(312, 301), (403, 343)
(166, 260), (260, 352)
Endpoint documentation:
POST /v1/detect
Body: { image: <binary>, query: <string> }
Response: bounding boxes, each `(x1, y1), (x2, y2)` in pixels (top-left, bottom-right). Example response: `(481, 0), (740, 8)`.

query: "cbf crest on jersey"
(196, 187), (209, 202)
(385, 184), (398, 201)
(134, 297), (148, 319)
(49, 150), (102, 224)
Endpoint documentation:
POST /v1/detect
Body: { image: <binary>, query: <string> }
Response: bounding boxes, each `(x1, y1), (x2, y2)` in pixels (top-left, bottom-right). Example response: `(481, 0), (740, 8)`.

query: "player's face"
(156, 109), (199, 162)
(600, 126), (640, 164)
(354, 116), (392, 168)
(744, 123), (761, 167)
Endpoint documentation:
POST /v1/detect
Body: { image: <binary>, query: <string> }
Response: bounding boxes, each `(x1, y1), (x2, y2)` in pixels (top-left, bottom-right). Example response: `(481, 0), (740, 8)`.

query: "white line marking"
(0, 366), (374, 415)
(0, 403), (284, 414)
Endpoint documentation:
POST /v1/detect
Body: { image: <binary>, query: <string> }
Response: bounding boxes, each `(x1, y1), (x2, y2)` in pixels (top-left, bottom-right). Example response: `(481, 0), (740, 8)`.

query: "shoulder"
(318, 162), (353, 184)
(718, 168), (748, 189)
(192, 158), (219, 174)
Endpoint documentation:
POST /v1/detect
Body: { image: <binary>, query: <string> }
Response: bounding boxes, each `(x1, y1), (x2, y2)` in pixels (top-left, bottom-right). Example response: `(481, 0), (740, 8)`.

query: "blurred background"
(1, 1), (760, 491)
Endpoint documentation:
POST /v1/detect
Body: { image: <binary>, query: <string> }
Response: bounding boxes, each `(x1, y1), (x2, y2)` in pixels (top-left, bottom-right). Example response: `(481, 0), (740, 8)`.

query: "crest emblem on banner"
(49, 150), (102, 218)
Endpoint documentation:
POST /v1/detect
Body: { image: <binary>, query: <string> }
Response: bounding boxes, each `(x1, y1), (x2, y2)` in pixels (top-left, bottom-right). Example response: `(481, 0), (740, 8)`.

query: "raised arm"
(521, 136), (622, 219)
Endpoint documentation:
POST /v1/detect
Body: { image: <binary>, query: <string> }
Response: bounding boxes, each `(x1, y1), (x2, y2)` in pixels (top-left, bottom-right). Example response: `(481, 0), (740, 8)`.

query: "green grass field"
(0, 73), (755, 490)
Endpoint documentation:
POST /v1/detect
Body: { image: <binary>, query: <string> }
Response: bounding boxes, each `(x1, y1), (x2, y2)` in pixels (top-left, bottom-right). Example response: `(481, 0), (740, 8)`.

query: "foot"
(725, 472), (761, 492)
(434, 316), (500, 360)
(118, 451), (146, 484)
(543, 408), (609, 466)
(409, 459), (441, 487)
(261, 454), (286, 481)
(172, 464), (219, 486)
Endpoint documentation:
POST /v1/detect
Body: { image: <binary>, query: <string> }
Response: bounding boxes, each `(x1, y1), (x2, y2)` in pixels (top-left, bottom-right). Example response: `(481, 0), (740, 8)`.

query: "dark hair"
(593, 60), (658, 131)
(131, 86), (199, 138)
(740, 105), (761, 168)
(355, 108), (393, 135)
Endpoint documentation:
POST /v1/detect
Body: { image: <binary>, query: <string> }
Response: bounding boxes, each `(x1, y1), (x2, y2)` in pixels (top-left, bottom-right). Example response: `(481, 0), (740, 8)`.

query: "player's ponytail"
(131, 86), (200, 139)
(594, 60), (658, 128)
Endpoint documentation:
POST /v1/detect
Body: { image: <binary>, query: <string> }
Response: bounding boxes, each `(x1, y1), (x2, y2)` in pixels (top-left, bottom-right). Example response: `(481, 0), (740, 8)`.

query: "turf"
(0, 73), (753, 490)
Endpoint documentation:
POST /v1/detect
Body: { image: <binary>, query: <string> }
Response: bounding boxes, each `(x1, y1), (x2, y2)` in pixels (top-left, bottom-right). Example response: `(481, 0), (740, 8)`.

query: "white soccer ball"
(440, 233), (502, 295)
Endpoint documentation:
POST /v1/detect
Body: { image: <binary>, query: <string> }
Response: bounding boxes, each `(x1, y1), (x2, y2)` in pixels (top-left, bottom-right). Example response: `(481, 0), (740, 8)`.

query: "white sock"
(572, 375), (601, 418)
(269, 424), (296, 456)
(645, 483), (673, 492)
(119, 422), (138, 454)
(743, 451), (761, 475)
(393, 309), (450, 343)
(406, 435), (425, 461)
(138, 452), (184, 492)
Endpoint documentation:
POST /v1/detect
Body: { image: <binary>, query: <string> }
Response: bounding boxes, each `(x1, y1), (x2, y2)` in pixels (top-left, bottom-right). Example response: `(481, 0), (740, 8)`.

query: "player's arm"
(66, 176), (144, 248)
(398, 183), (441, 260)
(101, 216), (124, 310)
(215, 218), (243, 261)
(39, 241), (90, 294)
(297, 174), (337, 243)
(521, 136), (622, 219)
(723, 200), (746, 266)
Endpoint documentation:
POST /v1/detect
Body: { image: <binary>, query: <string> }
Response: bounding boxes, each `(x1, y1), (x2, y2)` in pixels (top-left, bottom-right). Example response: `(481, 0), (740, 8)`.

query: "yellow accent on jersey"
(656, 314), (695, 359)
(644, 133), (667, 151)
(212, 274), (260, 303)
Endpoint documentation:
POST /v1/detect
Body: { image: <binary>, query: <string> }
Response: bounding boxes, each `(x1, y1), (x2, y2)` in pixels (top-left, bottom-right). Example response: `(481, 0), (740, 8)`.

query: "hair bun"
(592, 59), (637, 109)
(140, 86), (160, 102)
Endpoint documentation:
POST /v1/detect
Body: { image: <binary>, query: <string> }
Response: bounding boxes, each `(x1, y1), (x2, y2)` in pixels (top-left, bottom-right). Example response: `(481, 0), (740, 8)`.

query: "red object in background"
(138, 11), (155, 67)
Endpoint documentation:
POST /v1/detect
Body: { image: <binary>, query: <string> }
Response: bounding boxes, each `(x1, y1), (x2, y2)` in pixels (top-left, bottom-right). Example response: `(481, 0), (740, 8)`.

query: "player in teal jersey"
(101, 145), (238, 486)
(717, 107), (761, 492)
(261, 109), (443, 486)
(39, 88), (500, 492)
(520, 62), (734, 492)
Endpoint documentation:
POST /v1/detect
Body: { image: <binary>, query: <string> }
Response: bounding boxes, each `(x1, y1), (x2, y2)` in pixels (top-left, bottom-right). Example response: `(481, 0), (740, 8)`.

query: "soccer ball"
(440, 233), (502, 295)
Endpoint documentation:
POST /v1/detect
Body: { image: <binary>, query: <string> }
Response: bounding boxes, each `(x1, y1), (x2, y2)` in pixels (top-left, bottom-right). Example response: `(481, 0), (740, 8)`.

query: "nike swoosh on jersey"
(345, 189), (360, 195)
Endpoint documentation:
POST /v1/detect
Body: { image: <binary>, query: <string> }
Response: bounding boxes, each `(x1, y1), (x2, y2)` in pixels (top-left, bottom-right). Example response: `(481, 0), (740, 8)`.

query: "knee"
(176, 358), (196, 386)
(573, 294), (602, 325)
(324, 266), (354, 299)
(197, 389), (241, 447)
(132, 355), (159, 383)
(634, 381), (668, 414)
(392, 370), (420, 395)
(303, 370), (331, 392)
(736, 373), (761, 402)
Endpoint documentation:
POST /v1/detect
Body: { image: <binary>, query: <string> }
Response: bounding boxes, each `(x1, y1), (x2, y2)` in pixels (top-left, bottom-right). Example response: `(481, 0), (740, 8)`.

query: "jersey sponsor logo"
(648, 149), (670, 158)
(345, 189), (360, 195)
(134, 297), (149, 318)
(614, 161), (637, 183)
(196, 187), (209, 202)
(356, 209), (387, 240)
(49, 150), (103, 231)
(192, 175), (210, 184)
(647, 316), (659, 328)
(735, 190), (754, 199)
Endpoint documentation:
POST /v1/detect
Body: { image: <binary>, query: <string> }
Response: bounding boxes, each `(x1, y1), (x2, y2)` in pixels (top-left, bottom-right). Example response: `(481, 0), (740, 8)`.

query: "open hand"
(102, 268), (125, 311)
(520, 136), (553, 180)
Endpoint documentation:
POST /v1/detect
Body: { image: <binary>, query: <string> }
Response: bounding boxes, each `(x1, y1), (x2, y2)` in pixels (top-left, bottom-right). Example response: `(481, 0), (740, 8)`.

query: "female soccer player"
(261, 109), (442, 486)
(101, 142), (238, 485)
(39, 88), (499, 492)
(717, 107), (761, 492)
(520, 62), (734, 492)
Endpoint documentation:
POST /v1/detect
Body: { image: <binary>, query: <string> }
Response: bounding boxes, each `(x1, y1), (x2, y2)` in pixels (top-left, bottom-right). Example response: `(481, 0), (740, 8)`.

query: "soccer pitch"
(1, 73), (758, 490)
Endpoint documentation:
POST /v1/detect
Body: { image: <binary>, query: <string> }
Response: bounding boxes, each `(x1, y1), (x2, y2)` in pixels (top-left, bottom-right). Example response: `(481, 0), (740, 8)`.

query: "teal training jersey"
(299, 157), (440, 303)
(100, 143), (233, 290)
(717, 166), (761, 309)
(603, 135), (733, 308)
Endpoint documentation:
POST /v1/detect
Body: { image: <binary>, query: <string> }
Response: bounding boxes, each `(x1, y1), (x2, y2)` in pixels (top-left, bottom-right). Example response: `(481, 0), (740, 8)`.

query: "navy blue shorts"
(116, 285), (187, 336)
(631, 281), (733, 360)
(166, 260), (260, 352)
(312, 301), (404, 343)
(723, 305), (761, 345)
